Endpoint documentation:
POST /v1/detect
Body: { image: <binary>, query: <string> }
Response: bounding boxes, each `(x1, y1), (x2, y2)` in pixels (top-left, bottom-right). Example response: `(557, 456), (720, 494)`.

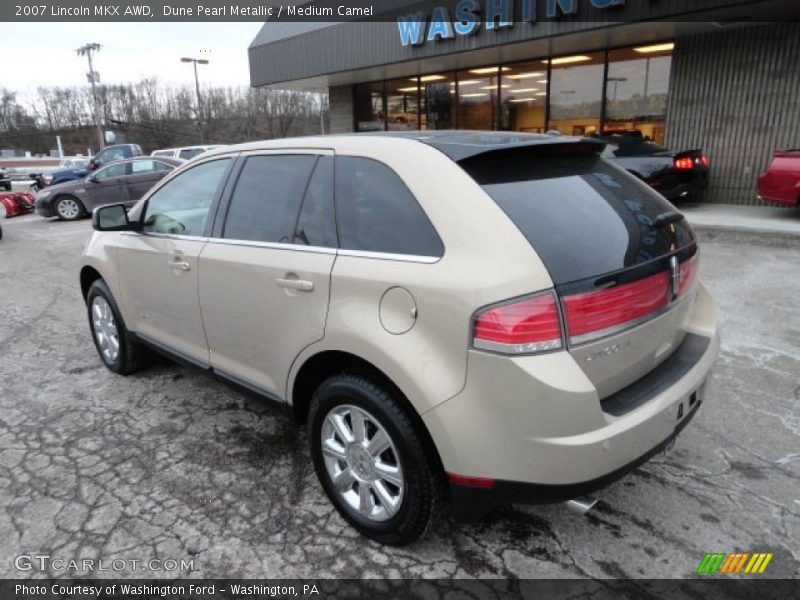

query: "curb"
(693, 224), (800, 247)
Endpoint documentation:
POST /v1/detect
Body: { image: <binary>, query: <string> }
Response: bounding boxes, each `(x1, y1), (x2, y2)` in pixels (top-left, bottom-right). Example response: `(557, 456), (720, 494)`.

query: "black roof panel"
(359, 130), (603, 161)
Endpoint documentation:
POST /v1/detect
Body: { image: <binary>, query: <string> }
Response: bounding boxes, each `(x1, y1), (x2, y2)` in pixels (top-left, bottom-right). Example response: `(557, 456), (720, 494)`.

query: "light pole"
(181, 57), (209, 144)
(76, 43), (104, 151)
(607, 77), (628, 101)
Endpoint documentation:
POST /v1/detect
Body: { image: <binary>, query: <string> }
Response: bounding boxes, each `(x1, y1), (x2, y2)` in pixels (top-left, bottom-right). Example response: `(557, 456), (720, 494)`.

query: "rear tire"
(86, 279), (147, 375)
(55, 195), (85, 221)
(308, 374), (441, 546)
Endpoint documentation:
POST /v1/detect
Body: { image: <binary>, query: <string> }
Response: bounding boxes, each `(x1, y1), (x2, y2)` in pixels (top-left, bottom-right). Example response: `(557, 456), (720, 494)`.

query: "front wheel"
(54, 195), (85, 221)
(308, 374), (442, 545)
(86, 279), (147, 375)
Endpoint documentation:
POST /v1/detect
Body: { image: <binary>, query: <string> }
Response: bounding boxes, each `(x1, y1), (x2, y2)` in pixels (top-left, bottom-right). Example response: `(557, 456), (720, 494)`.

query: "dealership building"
(249, 0), (800, 205)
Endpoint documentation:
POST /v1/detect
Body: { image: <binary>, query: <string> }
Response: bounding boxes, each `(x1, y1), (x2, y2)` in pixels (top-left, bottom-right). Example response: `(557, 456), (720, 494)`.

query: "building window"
(547, 52), (605, 136)
(354, 82), (385, 132)
(386, 77), (420, 130)
(421, 73), (456, 130)
(457, 67), (501, 130)
(350, 43), (674, 138)
(604, 44), (674, 145)
(501, 61), (548, 133)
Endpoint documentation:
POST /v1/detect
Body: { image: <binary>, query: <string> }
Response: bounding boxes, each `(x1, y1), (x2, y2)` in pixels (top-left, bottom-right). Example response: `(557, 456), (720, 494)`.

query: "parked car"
(0, 169), (11, 191)
(0, 191), (36, 218)
(151, 145), (223, 161)
(48, 144), (144, 186)
(758, 149), (800, 207)
(80, 132), (719, 545)
(37, 157), (182, 220)
(593, 131), (710, 201)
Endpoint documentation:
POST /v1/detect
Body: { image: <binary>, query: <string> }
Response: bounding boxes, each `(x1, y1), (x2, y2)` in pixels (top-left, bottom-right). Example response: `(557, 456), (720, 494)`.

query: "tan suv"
(80, 132), (719, 545)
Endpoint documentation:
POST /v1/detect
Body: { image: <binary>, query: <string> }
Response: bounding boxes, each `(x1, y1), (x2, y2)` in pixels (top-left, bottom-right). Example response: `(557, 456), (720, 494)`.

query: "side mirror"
(93, 204), (137, 232)
(89, 160), (99, 171)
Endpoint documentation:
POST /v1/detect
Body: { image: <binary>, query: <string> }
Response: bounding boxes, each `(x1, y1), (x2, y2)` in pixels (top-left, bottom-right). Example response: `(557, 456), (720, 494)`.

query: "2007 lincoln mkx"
(79, 132), (719, 545)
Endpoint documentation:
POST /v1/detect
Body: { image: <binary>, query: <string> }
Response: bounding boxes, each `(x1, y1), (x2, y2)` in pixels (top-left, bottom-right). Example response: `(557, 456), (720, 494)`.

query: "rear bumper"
(660, 174), (709, 200)
(424, 284), (719, 520)
(449, 395), (702, 521)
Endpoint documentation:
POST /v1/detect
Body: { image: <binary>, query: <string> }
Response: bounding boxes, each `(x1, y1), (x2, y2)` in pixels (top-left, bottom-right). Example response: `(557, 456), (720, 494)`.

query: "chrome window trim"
(202, 237), (440, 263)
(137, 232), (210, 243)
(337, 249), (441, 264)
(206, 237), (337, 255)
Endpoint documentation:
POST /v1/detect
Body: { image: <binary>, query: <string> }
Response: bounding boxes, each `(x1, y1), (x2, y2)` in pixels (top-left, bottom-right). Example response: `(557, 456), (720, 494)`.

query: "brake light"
(562, 271), (670, 344)
(473, 292), (562, 355)
(679, 254), (699, 296)
(674, 157), (694, 170)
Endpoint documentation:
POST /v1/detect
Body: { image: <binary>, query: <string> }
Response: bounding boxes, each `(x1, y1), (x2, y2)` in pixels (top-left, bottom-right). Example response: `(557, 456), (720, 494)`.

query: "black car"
(595, 132), (709, 201)
(0, 169), (11, 191)
(36, 157), (183, 221)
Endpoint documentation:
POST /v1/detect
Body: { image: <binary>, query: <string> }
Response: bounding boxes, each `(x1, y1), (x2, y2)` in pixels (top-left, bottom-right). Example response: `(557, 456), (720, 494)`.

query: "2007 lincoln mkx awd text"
(79, 132), (719, 545)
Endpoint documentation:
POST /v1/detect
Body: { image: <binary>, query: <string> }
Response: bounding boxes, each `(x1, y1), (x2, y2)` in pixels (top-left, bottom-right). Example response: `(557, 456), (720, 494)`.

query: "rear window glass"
(461, 151), (695, 285)
(335, 157), (443, 257)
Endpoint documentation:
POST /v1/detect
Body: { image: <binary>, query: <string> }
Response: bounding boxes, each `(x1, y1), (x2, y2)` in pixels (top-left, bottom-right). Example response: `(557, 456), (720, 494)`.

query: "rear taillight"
(562, 271), (670, 344)
(474, 255), (699, 352)
(674, 157), (694, 170)
(699, 155), (710, 168)
(679, 254), (699, 296)
(473, 292), (562, 355)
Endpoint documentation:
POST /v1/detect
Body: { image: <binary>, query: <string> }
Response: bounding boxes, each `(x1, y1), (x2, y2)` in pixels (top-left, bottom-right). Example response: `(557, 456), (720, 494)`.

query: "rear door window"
(293, 156), (337, 248)
(460, 150), (695, 285)
(335, 157), (443, 257)
(223, 155), (317, 244)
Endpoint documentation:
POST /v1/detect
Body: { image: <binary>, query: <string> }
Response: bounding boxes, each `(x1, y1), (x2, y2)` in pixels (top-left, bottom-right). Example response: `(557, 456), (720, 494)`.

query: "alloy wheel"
(91, 296), (120, 362)
(321, 404), (404, 522)
(56, 198), (81, 220)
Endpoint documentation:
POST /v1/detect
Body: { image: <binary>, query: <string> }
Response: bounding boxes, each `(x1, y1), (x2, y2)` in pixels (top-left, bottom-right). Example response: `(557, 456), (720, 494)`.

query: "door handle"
(276, 277), (314, 292)
(169, 259), (191, 272)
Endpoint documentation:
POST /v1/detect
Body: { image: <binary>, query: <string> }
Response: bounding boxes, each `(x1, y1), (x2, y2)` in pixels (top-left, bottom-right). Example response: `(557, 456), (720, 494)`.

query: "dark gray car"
(36, 157), (183, 221)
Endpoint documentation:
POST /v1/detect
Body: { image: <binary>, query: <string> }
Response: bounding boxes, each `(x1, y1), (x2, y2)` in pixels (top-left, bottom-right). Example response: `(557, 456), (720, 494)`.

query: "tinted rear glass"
(336, 157), (444, 257)
(461, 152), (695, 285)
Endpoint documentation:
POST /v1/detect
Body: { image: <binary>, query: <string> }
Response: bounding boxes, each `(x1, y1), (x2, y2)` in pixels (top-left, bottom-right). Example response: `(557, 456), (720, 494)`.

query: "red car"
(758, 149), (800, 207)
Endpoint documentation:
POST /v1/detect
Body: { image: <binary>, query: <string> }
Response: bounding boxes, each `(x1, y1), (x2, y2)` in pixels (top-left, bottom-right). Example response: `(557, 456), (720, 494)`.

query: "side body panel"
(115, 234), (209, 366)
(200, 243), (335, 397)
(290, 139), (555, 415)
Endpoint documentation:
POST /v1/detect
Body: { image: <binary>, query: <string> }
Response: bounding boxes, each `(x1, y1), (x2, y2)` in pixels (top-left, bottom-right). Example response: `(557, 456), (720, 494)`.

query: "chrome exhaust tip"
(565, 494), (599, 515)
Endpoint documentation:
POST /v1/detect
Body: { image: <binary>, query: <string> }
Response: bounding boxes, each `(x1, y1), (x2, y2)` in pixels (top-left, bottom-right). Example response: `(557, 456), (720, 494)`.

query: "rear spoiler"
(674, 149), (704, 159)
(456, 140), (606, 166)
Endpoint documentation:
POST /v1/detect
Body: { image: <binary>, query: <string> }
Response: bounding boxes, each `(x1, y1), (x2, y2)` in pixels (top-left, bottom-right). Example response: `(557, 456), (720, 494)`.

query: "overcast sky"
(0, 23), (264, 103)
